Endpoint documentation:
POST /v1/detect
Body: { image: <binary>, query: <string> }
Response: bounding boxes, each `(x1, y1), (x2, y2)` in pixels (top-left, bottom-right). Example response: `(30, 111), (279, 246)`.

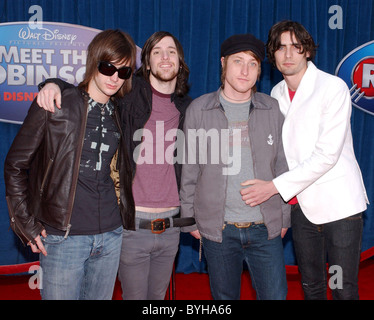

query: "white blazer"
(272, 62), (368, 224)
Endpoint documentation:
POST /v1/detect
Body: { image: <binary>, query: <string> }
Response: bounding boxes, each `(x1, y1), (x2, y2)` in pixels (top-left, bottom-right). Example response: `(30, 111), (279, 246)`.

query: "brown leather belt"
(226, 220), (264, 228)
(139, 217), (195, 234)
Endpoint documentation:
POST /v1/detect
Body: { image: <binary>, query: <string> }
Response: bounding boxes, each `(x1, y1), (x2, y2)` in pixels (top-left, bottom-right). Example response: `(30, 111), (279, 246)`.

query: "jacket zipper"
(218, 105), (229, 229)
(132, 87), (153, 180)
(247, 104), (266, 226)
(247, 102), (256, 179)
(6, 196), (33, 245)
(64, 95), (89, 238)
(97, 108), (104, 233)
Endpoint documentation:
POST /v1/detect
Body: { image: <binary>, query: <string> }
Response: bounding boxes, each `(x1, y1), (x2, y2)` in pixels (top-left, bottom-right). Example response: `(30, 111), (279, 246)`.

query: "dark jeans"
(202, 224), (287, 300)
(291, 204), (363, 300)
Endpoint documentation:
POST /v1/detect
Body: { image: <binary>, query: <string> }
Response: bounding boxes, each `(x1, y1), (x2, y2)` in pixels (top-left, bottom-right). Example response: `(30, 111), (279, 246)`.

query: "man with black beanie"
(180, 34), (290, 300)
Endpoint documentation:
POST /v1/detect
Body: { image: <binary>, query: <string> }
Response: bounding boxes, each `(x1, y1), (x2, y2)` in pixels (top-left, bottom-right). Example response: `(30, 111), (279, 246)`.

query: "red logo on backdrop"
(352, 57), (374, 99)
(336, 41), (374, 115)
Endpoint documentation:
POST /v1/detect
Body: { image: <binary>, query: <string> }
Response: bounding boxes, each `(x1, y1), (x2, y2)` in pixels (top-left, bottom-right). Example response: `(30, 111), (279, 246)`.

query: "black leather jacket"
(4, 87), (134, 245)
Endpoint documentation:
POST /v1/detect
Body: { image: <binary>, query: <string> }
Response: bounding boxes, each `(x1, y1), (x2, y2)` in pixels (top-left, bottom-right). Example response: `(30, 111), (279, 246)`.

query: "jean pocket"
(122, 229), (135, 238)
(346, 212), (363, 221)
(42, 234), (66, 245)
(110, 226), (124, 236)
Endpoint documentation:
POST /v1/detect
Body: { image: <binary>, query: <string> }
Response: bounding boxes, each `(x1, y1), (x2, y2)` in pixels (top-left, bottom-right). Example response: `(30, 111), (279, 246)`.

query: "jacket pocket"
(40, 158), (54, 197)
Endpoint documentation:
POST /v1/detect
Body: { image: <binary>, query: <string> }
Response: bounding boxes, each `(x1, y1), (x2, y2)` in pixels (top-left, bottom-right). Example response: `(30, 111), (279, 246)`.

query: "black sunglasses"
(97, 61), (132, 80)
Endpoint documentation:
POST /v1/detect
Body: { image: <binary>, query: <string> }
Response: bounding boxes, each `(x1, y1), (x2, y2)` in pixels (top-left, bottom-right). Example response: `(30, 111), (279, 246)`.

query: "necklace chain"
(99, 101), (108, 115)
(222, 90), (251, 102)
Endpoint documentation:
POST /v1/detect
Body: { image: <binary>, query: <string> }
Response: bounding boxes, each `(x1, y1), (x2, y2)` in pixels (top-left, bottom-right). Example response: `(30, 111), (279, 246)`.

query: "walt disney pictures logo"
(336, 41), (374, 115)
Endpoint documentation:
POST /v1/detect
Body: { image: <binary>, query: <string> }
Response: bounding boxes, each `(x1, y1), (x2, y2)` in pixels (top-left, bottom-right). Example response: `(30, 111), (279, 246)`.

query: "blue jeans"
(39, 226), (123, 300)
(291, 204), (363, 300)
(202, 224), (287, 300)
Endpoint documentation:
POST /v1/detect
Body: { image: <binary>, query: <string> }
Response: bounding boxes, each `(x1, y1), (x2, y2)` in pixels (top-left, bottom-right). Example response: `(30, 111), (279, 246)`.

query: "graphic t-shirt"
(46, 98), (121, 235)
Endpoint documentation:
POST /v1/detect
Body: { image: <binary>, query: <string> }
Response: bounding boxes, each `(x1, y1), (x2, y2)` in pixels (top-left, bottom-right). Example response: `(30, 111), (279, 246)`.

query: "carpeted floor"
(1, 258), (373, 300)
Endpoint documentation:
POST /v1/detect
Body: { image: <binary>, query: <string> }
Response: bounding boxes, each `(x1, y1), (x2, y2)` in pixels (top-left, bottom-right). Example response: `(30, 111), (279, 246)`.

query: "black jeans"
(291, 204), (363, 300)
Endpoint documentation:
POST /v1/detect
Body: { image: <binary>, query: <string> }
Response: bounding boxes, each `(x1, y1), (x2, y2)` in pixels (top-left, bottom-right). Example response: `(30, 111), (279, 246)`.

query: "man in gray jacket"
(180, 34), (290, 300)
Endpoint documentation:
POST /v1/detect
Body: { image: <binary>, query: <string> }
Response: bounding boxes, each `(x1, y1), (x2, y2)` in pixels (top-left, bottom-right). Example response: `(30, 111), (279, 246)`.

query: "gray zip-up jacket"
(180, 89), (291, 242)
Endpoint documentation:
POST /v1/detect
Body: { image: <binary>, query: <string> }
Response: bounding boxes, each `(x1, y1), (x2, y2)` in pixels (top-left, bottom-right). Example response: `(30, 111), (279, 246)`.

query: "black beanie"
(221, 34), (265, 61)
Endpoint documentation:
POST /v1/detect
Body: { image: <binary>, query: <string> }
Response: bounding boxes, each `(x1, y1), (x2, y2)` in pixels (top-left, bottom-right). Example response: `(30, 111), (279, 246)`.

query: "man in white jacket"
(241, 20), (369, 300)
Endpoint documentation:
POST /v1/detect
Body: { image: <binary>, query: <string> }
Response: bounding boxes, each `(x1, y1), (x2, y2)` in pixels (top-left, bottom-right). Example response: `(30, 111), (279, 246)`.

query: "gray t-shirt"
(219, 94), (262, 223)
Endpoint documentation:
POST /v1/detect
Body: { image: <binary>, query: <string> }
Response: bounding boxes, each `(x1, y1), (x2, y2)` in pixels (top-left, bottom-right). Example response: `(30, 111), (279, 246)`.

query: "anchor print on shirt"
(267, 134), (274, 146)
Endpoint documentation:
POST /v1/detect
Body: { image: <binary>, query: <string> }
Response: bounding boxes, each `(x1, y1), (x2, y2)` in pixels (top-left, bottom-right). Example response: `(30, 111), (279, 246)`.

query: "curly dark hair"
(266, 20), (318, 66)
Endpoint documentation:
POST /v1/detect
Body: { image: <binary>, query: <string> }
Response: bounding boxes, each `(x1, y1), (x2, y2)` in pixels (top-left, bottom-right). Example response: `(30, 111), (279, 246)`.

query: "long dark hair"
(79, 29), (136, 99)
(136, 31), (190, 97)
(266, 20), (318, 67)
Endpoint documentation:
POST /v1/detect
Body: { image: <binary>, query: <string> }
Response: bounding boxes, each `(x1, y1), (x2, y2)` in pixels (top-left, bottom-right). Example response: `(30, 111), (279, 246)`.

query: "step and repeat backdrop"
(0, 0), (373, 273)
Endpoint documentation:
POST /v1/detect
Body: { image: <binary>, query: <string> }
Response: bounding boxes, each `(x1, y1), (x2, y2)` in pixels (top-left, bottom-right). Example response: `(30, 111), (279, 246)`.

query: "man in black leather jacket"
(5, 29), (136, 300)
(37, 31), (193, 300)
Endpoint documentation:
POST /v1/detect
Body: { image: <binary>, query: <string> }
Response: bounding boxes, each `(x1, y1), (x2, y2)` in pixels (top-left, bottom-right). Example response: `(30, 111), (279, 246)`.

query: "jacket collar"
(280, 61), (318, 100)
(132, 74), (191, 111)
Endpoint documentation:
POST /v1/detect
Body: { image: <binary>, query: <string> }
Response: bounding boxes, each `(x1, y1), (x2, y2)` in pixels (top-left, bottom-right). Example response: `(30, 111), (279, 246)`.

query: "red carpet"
(1, 258), (373, 300)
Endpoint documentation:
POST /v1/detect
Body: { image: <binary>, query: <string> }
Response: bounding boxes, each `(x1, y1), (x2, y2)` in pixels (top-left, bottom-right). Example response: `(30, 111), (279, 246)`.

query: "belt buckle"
(151, 219), (166, 234)
(234, 222), (252, 228)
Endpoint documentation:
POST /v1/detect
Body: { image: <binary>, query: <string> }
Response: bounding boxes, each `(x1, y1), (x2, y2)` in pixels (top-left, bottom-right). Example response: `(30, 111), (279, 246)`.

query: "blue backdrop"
(0, 0), (373, 273)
